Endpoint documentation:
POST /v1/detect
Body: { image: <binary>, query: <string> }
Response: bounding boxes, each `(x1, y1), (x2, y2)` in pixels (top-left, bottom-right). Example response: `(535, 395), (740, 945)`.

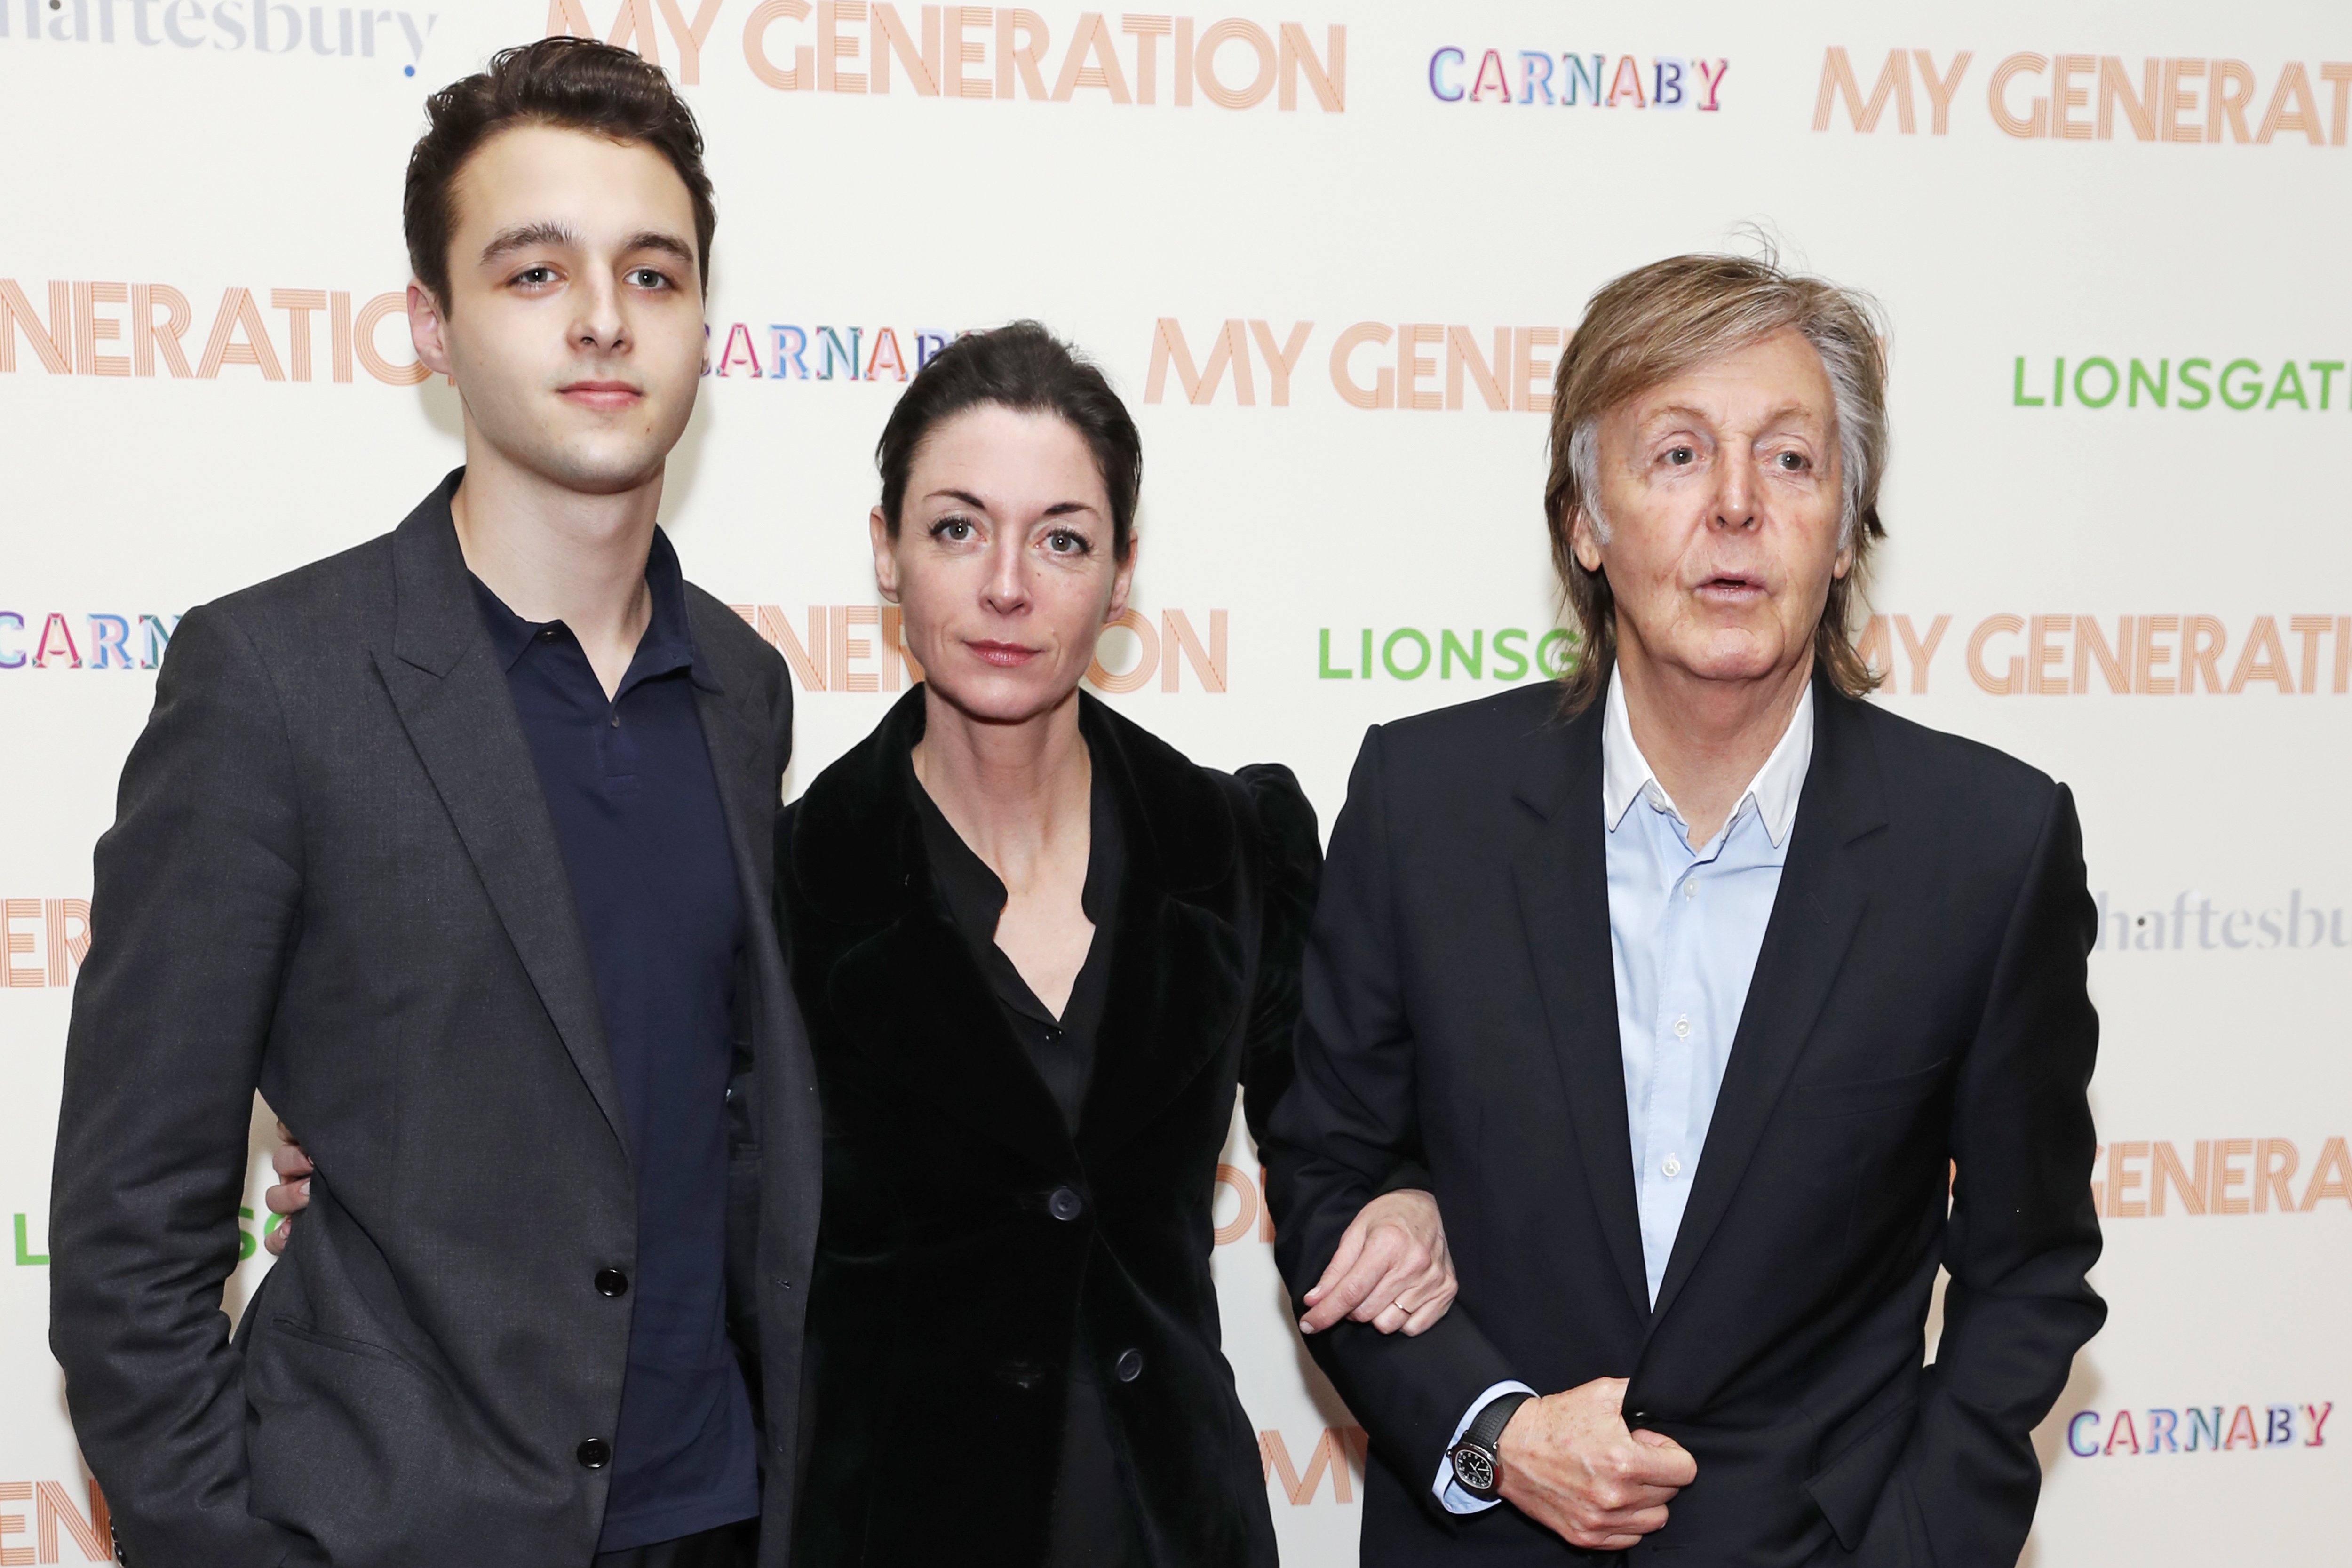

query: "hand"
(1495, 1377), (1695, 1551)
(262, 1120), (313, 1256)
(1297, 1188), (1457, 1337)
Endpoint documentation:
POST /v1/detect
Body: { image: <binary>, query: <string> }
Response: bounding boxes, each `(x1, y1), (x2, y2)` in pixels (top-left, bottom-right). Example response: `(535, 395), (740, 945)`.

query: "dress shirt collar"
(1601, 663), (1815, 850)
(467, 525), (711, 692)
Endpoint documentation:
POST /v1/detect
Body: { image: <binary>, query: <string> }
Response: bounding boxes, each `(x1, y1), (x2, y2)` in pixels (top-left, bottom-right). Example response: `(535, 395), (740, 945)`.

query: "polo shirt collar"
(467, 525), (710, 691)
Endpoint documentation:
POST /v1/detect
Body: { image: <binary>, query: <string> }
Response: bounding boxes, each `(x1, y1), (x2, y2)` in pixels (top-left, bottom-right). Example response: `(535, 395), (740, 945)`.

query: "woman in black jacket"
(779, 324), (1440, 1568)
(260, 322), (1454, 1567)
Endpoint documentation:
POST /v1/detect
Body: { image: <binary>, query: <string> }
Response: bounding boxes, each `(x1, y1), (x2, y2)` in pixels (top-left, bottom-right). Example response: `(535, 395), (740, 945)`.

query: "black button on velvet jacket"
(778, 688), (1320, 1567)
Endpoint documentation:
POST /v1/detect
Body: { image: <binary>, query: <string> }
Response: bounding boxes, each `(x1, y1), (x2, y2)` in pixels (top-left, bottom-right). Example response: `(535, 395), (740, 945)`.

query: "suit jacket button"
(1048, 1186), (1085, 1222)
(595, 1268), (629, 1297)
(1114, 1348), (1144, 1383)
(577, 1438), (612, 1469)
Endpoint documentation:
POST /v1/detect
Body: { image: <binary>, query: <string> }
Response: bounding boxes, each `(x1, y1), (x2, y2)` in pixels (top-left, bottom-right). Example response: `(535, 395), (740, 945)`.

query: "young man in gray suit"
(50, 39), (816, 1568)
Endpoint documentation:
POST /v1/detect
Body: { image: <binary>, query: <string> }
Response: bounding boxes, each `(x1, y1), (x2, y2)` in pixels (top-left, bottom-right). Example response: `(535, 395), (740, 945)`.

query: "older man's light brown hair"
(1543, 252), (1890, 715)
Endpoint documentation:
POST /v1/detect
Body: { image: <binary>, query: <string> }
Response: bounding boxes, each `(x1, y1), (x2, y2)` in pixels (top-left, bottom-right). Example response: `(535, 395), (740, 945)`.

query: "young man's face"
(410, 123), (705, 497)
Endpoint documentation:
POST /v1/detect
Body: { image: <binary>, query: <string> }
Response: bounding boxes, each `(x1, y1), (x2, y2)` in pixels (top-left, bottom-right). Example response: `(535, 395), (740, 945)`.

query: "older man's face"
(1572, 328), (1851, 692)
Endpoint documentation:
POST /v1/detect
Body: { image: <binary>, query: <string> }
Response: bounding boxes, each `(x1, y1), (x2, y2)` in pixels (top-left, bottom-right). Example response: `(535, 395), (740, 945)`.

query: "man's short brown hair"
(1543, 252), (1891, 714)
(403, 37), (716, 310)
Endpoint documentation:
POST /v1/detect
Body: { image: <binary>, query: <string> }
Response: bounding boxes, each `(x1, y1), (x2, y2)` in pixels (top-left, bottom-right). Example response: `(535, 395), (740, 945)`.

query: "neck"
(1613, 636), (1812, 850)
(912, 686), (1092, 887)
(448, 431), (662, 698)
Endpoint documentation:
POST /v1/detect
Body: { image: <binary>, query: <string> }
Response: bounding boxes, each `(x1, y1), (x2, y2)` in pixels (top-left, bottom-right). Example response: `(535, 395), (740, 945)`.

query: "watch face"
(1451, 1445), (1496, 1495)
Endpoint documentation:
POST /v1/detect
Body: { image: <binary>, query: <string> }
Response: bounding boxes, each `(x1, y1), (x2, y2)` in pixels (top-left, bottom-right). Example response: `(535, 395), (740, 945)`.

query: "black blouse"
(906, 749), (1125, 1131)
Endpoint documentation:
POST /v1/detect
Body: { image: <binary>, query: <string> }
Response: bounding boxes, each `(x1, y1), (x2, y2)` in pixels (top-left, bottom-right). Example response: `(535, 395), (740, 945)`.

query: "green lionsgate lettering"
(2012, 355), (2352, 411)
(15, 1213), (48, 1266)
(1317, 627), (1577, 682)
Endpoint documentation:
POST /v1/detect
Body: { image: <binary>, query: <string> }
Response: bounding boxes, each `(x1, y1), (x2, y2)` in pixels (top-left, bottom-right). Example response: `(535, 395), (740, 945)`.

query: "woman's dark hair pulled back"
(876, 322), (1142, 559)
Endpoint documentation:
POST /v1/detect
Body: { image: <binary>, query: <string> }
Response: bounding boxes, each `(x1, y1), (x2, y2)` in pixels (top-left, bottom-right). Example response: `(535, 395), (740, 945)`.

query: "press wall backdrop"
(4, 1), (2348, 1561)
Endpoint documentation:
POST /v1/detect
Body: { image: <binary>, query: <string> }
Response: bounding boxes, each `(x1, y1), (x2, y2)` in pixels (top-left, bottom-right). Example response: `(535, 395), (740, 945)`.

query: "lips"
(1695, 572), (1766, 600)
(558, 379), (642, 411)
(966, 640), (1041, 668)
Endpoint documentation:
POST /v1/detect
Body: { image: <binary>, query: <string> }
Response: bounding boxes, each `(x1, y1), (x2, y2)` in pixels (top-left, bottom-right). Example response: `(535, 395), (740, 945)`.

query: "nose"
(1712, 454), (1757, 532)
(572, 270), (628, 354)
(981, 534), (1029, 615)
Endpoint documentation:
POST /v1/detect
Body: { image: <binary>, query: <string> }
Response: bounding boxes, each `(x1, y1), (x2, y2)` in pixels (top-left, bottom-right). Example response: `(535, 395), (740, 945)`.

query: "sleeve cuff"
(1432, 1379), (1539, 1514)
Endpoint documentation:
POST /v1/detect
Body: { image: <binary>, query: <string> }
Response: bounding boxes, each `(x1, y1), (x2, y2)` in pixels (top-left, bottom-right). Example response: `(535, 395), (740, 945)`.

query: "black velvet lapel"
(1074, 698), (1245, 1160)
(1642, 678), (1889, 1334)
(376, 475), (628, 1154)
(793, 688), (1246, 1174)
(1510, 702), (1651, 1324)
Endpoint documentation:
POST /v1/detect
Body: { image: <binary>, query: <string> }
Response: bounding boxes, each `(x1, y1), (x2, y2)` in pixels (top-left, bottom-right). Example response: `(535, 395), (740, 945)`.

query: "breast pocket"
(1789, 1057), (1950, 1122)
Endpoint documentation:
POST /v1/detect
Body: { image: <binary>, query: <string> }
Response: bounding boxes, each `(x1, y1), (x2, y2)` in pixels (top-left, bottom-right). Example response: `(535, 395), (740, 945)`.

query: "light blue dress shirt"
(1435, 669), (1814, 1512)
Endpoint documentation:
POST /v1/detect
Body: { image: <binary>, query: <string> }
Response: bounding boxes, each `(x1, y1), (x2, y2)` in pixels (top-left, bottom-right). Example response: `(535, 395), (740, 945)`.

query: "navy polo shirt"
(470, 530), (758, 1552)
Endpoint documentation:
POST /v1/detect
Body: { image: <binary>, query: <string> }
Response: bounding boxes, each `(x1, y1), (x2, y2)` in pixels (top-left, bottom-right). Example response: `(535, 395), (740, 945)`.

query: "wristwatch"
(1448, 1390), (1535, 1501)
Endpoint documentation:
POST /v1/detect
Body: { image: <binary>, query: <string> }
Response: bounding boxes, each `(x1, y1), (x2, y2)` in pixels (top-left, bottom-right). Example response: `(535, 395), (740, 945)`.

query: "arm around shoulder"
(51, 603), (316, 1566)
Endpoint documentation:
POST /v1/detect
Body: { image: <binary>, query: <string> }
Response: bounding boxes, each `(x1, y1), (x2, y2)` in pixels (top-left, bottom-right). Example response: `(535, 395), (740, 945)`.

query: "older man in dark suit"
(51, 41), (817, 1568)
(1269, 254), (2104, 1566)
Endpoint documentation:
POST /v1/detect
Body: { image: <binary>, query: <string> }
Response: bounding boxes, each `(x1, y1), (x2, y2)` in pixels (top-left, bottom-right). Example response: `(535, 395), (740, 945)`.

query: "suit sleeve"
(1259, 727), (1515, 1507)
(1232, 763), (1319, 1148)
(1906, 782), (2106, 1562)
(50, 605), (313, 1567)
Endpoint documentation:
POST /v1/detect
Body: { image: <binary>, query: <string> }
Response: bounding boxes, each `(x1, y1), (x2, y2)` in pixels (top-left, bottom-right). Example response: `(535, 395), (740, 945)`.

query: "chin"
(1674, 636), (1792, 685)
(534, 443), (670, 497)
(928, 663), (1082, 727)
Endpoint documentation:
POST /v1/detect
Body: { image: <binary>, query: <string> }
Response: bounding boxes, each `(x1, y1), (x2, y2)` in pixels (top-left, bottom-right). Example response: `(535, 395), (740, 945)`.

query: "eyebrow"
(478, 221), (581, 268)
(620, 229), (697, 267)
(1642, 402), (1825, 431)
(477, 223), (696, 270)
(925, 489), (1100, 519)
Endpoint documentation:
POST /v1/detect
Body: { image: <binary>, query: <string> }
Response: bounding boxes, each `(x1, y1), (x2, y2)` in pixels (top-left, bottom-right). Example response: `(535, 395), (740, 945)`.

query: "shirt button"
(608, 712), (620, 728)
(1683, 879), (1698, 899)
(1661, 1156), (1683, 1179)
(1048, 1186), (1085, 1222)
(594, 1268), (628, 1298)
(1114, 1348), (1145, 1383)
(1673, 1015), (1691, 1039)
(577, 1438), (612, 1469)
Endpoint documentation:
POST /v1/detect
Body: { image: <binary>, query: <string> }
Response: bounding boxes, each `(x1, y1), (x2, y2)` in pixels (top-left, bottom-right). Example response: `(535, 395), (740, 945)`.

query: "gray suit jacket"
(50, 473), (822, 1568)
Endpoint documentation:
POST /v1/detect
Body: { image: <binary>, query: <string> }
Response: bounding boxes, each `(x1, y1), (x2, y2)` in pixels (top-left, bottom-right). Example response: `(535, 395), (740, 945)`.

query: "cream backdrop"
(3, 0), (2348, 1562)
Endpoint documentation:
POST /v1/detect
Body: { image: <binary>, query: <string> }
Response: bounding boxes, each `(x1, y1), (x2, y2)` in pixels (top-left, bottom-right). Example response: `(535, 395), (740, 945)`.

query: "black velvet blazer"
(778, 688), (1319, 1568)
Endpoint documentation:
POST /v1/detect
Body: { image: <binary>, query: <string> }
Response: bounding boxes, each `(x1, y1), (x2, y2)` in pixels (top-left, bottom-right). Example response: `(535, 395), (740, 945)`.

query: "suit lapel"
(375, 479), (628, 1154)
(1510, 707), (1652, 1323)
(1643, 684), (1887, 1331)
(1074, 701), (1246, 1159)
(685, 593), (779, 916)
(842, 907), (1084, 1177)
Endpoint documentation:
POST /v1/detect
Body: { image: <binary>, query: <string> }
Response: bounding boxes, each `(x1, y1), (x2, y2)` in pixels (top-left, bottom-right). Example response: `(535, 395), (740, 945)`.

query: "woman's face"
(872, 403), (1135, 727)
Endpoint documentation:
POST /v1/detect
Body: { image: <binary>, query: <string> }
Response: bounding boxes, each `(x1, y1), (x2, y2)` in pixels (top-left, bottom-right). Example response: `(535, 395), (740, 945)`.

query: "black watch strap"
(1466, 1390), (1534, 1453)
(1450, 1389), (1535, 1500)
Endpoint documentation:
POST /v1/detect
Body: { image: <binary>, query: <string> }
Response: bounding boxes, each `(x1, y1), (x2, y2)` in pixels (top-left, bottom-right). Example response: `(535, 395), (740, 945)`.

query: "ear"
(1831, 536), (1855, 581)
(1568, 506), (1606, 573)
(869, 507), (901, 603)
(1105, 531), (1139, 625)
(407, 280), (455, 379)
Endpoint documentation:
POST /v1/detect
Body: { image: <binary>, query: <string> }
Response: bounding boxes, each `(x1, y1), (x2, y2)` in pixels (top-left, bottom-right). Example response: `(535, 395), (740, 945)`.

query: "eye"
(1776, 451), (1810, 471)
(627, 267), (672, 290)
(1043, 529), (1089, 556)
(513, 266), (556, 287)
(930, 517), (976, 542)
(1664, 446), (1695, 467)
